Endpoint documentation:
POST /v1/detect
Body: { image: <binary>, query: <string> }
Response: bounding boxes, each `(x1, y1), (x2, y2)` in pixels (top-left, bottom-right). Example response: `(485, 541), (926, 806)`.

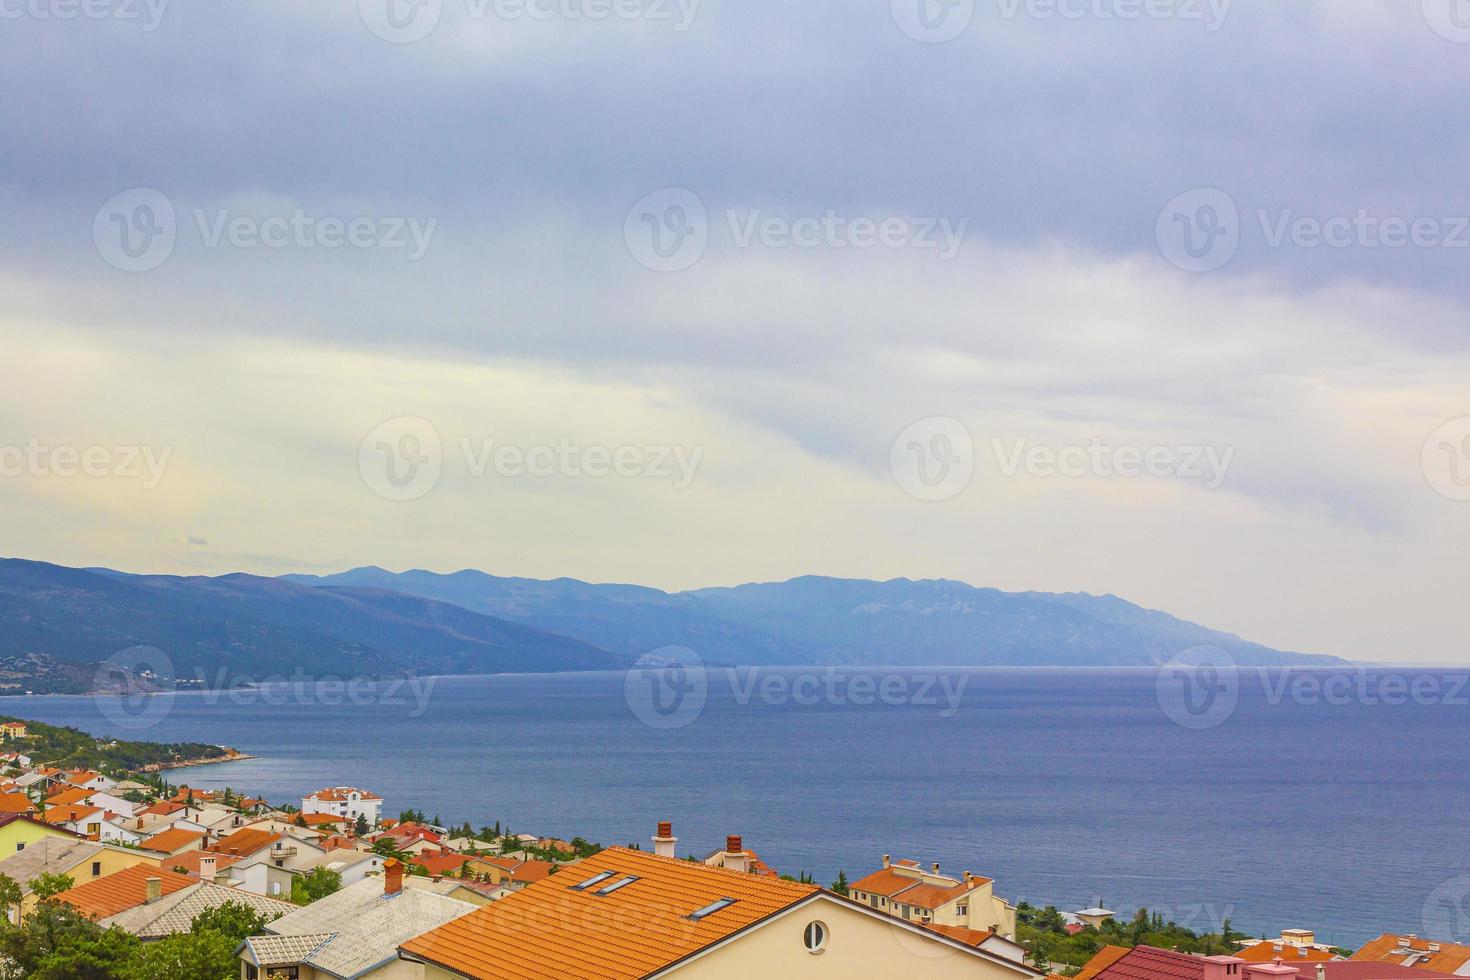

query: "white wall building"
(301, 787), (382, 827)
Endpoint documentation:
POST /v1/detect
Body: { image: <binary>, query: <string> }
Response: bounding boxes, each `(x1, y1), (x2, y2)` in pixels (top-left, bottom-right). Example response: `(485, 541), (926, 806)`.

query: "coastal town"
(0, 718), (1456, 979)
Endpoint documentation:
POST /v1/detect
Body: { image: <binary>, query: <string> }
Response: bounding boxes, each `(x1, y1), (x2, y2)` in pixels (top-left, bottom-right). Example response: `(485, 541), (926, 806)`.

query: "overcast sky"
(3, 1), (1468, 663)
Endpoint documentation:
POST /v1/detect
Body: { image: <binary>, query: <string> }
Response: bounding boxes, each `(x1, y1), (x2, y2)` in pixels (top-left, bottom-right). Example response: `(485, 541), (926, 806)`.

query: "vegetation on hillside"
(1019, 903), (1249, 971)
(0, 715), (233, 774)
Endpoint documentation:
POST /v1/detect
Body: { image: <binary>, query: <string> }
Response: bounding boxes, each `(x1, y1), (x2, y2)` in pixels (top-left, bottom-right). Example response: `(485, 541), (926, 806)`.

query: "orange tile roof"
(1076, 945), (1135, 980)
(297, 813), (349, 827)
(401, 846), (820, 980)
(141, 801), (186, 817)
(307, 786), (382, 801)
(55, 864), (196, 920)
(415, 852), (475, 877)
(211, 827), (283, 857)
(0, 792), (36, 814)
(472, 855), (557, 883)
(925, 923), (998, 948)
(848, 864), (987, 910)
(165, 850), (242, 877)
(1352, 936), (1470, 972)
(44, 787), (93, 807)
(44, 804), (101, 825)
(1237, 942), (1335, 964)
(140, 827), (207, 854)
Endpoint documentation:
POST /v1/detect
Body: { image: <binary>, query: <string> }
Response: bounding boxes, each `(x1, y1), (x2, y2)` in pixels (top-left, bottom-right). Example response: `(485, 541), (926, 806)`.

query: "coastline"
(137, 748), (257, 772)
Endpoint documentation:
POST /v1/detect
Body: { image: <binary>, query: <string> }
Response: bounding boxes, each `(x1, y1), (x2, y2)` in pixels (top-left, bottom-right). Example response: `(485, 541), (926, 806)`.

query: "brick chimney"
(1203, 956), (1246, 980)
(145, 877), (162, 904)
(722, 836), (748, 874)
(199, 854), (216, 881)
(652, 822), (677, 859)
(384, 858), (404, 896)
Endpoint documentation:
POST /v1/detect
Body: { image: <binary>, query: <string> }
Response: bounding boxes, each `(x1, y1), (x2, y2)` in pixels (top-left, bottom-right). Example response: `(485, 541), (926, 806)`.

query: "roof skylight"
(569, 871), (617, 891)
(688, 898), (737, 920)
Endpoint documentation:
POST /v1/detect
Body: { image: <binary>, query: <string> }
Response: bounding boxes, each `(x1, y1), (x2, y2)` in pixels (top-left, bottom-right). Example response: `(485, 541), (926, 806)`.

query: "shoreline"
(137, 749), (257, 773)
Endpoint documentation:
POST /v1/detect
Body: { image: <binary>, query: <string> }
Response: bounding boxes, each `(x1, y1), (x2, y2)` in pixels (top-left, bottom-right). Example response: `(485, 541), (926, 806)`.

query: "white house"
(301, 787), (382, 827)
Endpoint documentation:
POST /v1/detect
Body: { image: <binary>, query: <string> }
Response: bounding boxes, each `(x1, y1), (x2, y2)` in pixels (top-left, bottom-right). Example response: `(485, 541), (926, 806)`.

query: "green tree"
(122, 930), (235, 980)
(27, 873), (75, 903)
(289, 867), (343, 906)
(189, 901), (277, 944)
(830, 871), (849, 896)
(0, 900), (139, 980)
(354, 814), (370, 837)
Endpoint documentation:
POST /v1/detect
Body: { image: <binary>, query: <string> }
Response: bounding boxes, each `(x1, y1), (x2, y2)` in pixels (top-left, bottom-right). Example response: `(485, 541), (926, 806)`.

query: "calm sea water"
(6, 667), (1468, 947)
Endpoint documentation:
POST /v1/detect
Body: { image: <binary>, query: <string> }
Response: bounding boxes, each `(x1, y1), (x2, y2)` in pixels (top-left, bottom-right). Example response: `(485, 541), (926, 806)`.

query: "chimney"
(145, 877), (162, 904)
(1203, 955), (1246, 980)
(1317, 966), (1326, 980)
(933, 862), (941, 875)
(440, 844), (450, 856)
(199, 855), (216, 881)
(882, 854), (891, 869)
(384, 858), (404, 896)
(722, 836), (748, 874)
(652, 822), (677, 859)
(964, 871), (975, 884)
(1245, 964), (1298, 980)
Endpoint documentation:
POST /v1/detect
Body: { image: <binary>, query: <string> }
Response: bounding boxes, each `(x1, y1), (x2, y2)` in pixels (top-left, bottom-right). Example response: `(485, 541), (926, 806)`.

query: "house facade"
(302, 787), (382, 827)
(849, 856), (1018, 939)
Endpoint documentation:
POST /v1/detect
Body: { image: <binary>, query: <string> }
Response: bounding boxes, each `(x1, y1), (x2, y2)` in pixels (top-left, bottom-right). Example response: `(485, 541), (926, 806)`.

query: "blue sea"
(6, 666), (1469, 948)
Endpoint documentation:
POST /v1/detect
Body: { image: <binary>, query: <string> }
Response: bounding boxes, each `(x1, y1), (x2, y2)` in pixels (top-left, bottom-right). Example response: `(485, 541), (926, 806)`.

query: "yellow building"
(0, 813), (76, 857)
(399, 845), (1042, 979)
(849, 856), (1019, 939)
(0, 834), (162, 920)
(0, 722), (27, 741)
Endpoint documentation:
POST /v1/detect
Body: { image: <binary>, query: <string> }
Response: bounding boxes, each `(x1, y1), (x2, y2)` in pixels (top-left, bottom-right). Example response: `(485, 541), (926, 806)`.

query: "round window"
(803, 920), (828, 953)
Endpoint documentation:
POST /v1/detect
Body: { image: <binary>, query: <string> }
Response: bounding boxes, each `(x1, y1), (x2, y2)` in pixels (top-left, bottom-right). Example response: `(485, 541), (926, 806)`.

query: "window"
(688, 898), (738, 920)
(91, 862), (101, 876)
(594, 875), (640, 895)
(803, 921), (828, 953)
(15, 843), (23, 852)
(570, 870), (617, 891)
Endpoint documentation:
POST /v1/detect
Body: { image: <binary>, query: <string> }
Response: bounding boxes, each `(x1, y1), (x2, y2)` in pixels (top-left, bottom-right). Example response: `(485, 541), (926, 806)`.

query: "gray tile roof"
(260, 877), (476, 979)
(242, 933), (335, 967)
(0, 838), (101, 893)
(106, 880), (295, 938)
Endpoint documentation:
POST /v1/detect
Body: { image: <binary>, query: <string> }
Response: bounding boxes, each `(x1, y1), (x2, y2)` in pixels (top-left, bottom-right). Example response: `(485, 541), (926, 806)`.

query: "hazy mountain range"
(0, 557), (1345, 692)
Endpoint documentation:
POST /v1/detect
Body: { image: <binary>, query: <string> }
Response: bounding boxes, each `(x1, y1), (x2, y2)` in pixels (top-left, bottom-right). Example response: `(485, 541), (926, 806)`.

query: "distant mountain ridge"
(286, 567), (1348, 668)
(0, 558), (626, 690)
